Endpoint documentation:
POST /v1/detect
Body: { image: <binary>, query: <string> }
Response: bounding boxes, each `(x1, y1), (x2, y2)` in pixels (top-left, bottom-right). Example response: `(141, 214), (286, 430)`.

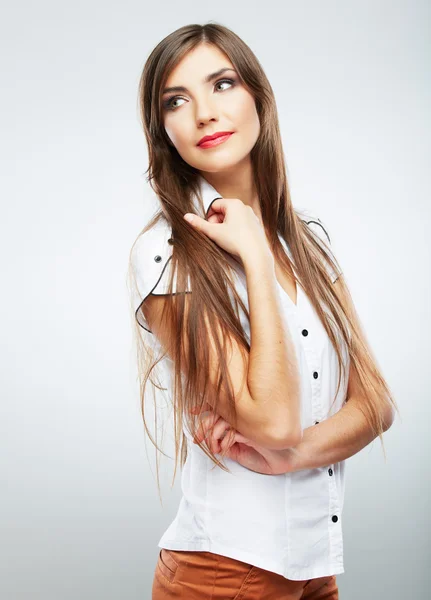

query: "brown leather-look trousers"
(152, 549), (339, 599)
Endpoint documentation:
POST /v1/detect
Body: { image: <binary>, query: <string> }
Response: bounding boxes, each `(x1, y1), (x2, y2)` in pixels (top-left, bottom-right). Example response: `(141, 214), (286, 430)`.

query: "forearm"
(284, 397), (386, 472)
(242, 249), (301, 440)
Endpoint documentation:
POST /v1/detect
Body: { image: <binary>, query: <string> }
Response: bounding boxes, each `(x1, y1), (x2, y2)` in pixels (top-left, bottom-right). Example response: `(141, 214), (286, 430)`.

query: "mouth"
(197, 132), (234, 149)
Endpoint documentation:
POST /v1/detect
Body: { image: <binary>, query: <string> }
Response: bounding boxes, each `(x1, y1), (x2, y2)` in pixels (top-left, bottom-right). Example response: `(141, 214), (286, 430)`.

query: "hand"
(190, 407), (300, 475)
(183, 198), (271, 263)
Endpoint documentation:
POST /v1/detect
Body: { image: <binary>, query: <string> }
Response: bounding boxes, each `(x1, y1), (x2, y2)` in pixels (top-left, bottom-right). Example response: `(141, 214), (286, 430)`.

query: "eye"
(163, 78), (236, 111)
(164, 96), (186, 111)
(215, 78), (234, 92)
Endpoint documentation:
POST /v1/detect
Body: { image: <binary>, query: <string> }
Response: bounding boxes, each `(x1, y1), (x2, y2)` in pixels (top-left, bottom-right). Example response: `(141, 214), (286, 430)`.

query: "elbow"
(264, 423), (303, 451)
(382, 405), (396, 431)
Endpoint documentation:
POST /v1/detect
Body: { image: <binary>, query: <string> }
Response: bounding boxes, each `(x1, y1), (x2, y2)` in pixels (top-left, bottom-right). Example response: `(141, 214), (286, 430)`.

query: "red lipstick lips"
(197, 131), (234, 148)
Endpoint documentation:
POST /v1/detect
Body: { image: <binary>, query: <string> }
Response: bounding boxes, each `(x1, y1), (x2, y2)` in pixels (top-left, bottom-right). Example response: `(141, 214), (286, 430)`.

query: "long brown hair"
(128, 22), (399, 498)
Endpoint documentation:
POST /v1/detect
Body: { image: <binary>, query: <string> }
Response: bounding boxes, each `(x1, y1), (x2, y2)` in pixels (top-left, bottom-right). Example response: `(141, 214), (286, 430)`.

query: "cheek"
(232, 95), (260, 136)
(164, 116), (190, 147)
(164, 118), (198, 163)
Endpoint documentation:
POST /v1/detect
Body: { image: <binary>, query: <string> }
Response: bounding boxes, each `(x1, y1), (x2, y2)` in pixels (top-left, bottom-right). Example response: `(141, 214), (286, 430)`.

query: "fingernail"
(184, 213), (194, 223)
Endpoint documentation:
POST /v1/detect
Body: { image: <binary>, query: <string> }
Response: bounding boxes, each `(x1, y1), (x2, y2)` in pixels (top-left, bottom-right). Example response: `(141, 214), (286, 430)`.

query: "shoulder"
(131, 216), (174, 275)
(295, 208), (332, 245)
(129, 217), (174, 329)
(295, 208), (342, 283)
(129, 216), (191, 332)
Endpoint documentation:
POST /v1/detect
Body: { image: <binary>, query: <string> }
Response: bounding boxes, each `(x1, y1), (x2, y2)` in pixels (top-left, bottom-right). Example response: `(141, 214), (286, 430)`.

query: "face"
(161, 43), (260, 176)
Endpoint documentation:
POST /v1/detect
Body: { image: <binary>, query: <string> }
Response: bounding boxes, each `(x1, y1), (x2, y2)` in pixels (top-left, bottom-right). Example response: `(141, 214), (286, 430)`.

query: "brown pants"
(152, 549), (339, 599)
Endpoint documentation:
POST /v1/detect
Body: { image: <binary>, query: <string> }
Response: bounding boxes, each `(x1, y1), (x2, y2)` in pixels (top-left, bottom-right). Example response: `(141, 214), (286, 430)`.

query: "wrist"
(282, 427), (315, 473)
(240, 244), (274, 272)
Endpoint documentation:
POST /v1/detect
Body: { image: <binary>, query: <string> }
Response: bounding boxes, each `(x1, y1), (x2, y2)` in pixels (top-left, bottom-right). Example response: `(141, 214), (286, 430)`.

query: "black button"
(328, 468), (333, 476)
(332, 515), (338, 523)
(313, 371), (318, 379)
(314, 421), (319, 425)
(154, 255), (162, 263)
(302, 329), (308, 336)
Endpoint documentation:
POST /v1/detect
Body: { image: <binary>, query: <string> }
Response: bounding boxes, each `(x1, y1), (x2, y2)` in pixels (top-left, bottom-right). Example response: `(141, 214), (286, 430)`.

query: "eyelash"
(163, 78), (236, 111)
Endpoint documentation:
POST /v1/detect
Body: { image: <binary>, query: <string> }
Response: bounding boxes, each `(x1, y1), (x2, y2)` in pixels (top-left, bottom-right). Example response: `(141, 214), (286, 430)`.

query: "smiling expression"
(161, 43), (260, 175)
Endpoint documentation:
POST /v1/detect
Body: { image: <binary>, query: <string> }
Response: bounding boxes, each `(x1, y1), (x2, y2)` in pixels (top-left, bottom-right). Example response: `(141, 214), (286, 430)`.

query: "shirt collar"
(195, 175), (224, 218)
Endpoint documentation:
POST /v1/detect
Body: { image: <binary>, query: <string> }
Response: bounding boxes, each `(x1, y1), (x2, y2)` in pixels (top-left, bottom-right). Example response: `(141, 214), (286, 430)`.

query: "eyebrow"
(162, 68), (237, 95)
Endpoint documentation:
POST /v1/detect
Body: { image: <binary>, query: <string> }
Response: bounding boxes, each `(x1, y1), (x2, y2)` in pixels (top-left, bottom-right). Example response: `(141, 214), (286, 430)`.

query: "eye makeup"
(162, 78), (236, 111)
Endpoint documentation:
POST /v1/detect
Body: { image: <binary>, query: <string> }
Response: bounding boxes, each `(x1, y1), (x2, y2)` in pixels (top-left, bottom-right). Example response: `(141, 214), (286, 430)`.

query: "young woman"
(129, 22), (398, 600)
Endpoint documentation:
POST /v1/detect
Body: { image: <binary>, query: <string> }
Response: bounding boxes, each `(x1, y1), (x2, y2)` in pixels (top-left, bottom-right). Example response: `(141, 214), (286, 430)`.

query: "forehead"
(164, 44), (233, 86)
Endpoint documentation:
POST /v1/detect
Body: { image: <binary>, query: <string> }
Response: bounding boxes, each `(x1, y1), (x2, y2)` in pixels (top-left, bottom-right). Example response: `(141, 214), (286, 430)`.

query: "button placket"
(328, 470), (343, 564)
(311, 361), (323, 422)
(299, 321), (324, 425)
(298, 312), (343, 563)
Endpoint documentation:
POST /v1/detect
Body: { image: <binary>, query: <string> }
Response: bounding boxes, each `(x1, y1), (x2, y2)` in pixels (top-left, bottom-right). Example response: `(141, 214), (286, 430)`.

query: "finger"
(209, 418), (231, 454)
(206, 213), (221, 224)
(183, 213), (213, 234)
(231, 432), (251, 445)
(202, 415), (226, 453)
(220, 428), (237, 454)
(204, 198), (226, 217)
(196, 415), (215, 442)
(184, 199), (228, 229)
(194, 411), (219, 444)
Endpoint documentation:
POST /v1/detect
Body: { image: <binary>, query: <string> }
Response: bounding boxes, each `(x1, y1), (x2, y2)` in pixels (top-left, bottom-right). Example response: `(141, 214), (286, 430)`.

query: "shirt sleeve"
(298, 209), (343, 284)
(130, 219), (192, 333)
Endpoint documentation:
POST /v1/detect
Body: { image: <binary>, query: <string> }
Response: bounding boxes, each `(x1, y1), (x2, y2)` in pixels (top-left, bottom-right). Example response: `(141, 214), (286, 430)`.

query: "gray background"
(1, 1), (429, 598)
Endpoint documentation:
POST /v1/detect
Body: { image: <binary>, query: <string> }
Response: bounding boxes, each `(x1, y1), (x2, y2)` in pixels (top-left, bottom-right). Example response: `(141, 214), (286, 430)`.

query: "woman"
(128, 22), (398, 599)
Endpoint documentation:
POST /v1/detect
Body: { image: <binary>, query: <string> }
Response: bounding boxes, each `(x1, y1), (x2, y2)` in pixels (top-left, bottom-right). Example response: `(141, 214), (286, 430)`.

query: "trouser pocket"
(156, 548), (180, 584)
(157, 550), (257, 599)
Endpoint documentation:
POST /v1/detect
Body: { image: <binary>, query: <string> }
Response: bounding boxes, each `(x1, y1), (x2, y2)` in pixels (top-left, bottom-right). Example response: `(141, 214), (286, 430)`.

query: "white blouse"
(131, 176), (350, 581)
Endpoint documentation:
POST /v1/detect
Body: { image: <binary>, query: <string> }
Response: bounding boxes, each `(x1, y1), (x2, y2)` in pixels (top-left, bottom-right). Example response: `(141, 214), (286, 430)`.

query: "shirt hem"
(158, 538), (344, 581)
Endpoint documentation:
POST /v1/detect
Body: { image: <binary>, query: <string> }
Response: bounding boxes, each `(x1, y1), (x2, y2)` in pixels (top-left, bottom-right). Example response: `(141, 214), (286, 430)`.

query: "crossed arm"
(285, 391), (394, 473)
(193, 276), (395, 473)
(195, 358), (395, 474)
(281, 319), (395, 472)
(200, 275), (395, 473)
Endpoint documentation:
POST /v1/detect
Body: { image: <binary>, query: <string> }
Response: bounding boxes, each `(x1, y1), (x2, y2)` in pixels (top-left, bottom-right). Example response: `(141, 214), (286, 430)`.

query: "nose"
(194, 95), (219, 126)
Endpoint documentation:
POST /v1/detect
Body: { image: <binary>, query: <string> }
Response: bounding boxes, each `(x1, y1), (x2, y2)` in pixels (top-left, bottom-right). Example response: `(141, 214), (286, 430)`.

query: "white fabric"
(130, 175), (350, 580)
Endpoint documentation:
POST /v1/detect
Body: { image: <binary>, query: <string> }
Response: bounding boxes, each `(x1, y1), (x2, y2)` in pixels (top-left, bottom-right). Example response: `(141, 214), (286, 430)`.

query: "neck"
(199, 161), (263, 224)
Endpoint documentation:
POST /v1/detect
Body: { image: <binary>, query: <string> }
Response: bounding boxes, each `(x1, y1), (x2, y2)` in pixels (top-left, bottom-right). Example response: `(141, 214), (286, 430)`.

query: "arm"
(201, 378), (395, 475)
(267, 345), (395, 472)
(197, 321), (395, 473)
(196, 267), (396, 471)
(143, 244), (302, 451)
(242, 249), (302, 447)
(286, 394), (394, 472)
(285, 277), (396, 471)
(287, 348), (395, 470)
